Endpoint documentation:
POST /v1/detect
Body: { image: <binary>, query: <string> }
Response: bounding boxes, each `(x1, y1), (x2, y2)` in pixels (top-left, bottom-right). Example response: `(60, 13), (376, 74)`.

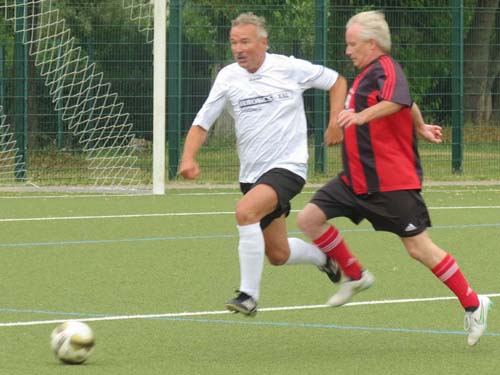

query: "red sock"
(431, 254), (479, 309)
(313, 225), (362, 280)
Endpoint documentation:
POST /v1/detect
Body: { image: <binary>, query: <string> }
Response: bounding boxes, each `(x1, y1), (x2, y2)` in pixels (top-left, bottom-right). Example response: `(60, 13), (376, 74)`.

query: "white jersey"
(192, 53), (339, 183)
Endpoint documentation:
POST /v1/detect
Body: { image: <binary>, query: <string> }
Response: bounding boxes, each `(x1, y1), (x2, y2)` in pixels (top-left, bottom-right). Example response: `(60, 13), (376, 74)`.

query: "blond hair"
(231, 12), (268, 39)
(346, 11), (391, 53)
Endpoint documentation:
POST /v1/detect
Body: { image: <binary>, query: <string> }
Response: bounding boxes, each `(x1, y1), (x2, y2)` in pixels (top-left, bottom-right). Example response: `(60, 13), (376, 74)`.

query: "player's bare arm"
(324, 75), (348, 146)
(411, 103), (443, 144)
(179, 125), (207, 179)
(337, 100), (403, 128)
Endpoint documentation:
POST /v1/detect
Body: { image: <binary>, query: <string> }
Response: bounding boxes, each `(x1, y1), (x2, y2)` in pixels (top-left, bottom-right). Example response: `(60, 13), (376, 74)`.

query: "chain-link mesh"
(0, 1), (498, 187)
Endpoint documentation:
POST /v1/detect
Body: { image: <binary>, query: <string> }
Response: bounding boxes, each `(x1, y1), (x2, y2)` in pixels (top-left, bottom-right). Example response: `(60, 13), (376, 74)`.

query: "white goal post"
(152, 0), (166, 195)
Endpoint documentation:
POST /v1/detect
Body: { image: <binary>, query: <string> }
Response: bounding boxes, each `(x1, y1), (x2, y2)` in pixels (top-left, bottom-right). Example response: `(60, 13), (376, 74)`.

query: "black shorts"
(240, 168), (305, 230)
(310, 176), (431, 237)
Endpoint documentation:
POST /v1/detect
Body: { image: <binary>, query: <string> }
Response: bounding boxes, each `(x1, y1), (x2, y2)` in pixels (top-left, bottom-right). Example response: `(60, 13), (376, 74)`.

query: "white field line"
(0, 206), (500, 223)
(2, 294), (499, 328)
(0, 193), (154, 199)
(0, 212), (234, 222)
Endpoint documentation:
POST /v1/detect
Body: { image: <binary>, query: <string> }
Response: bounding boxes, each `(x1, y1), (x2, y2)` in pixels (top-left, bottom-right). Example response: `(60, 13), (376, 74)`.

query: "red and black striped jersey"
(341, 55), (423, 195)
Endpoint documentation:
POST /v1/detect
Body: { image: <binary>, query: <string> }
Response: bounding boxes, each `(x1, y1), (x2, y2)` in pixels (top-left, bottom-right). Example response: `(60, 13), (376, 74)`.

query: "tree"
(489, 6), (500, 122)
(463, 0), (499, 123)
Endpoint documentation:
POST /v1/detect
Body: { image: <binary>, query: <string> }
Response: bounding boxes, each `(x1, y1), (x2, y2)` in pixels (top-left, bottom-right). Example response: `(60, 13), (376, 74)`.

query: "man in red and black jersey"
(297, 10), (491, 346)
(342, 53), (421, 194)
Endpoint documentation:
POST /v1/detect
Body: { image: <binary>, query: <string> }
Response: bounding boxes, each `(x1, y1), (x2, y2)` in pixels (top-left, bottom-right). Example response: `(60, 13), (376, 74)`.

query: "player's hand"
(324, 125), (343, 146)
(417, 124), (443, 144)
(337, 109), (359, 128)
(178, 159), (200, 180)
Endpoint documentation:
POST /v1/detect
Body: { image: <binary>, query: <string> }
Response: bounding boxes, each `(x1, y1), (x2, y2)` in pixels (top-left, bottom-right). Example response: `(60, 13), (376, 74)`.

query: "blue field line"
(0, 234), (236, 248)
(0, 223), (499, 249)
(162, 317), (500, 338)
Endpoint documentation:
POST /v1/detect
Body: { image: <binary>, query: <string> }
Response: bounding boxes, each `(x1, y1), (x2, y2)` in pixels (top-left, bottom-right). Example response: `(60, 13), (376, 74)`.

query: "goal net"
(1, 0), (160, 191)
(0, 104), (26, 183)
(122, 0), (154, 43)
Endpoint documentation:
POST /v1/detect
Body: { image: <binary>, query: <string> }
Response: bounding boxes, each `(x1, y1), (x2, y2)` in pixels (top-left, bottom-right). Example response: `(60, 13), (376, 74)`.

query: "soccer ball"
(50, 321), (95, 364)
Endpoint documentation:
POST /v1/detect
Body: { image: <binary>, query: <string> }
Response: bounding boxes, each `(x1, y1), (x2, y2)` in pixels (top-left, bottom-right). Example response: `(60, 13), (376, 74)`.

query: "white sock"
(285, 237), (327, 267)
(237, 223), (265, 301)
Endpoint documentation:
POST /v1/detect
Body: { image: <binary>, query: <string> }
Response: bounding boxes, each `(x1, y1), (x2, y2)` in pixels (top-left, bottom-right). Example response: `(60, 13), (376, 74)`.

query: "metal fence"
(0, 0), (498, 187)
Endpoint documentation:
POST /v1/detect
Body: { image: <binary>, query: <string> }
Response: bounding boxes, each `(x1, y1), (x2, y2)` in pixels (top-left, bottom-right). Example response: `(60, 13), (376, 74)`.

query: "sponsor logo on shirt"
(239, 91), (293, 108)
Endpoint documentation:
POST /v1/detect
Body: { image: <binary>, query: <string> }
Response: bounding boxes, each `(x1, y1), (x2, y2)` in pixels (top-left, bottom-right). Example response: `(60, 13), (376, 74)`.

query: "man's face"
(230, 24), (267, 73)
(345, 23), (375, 70)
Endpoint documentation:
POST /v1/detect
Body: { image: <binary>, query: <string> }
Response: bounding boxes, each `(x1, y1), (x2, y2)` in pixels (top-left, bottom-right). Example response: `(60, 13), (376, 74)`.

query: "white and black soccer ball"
(50, 321), (95, 364)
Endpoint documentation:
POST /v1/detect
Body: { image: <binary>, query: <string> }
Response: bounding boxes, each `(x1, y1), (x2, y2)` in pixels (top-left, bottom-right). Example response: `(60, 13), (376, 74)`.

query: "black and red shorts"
(310, 176), (431, 237)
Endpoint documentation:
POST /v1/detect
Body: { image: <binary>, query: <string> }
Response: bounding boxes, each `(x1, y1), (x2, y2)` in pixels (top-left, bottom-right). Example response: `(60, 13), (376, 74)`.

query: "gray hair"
(346, 11), (391, 53)
(231, 12), (268, 39)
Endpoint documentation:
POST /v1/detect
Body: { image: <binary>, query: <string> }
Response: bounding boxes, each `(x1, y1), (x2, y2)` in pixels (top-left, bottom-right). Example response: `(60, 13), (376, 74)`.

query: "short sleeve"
(289, 56), (339, 91)
(192, 72), (229, 130)
(376, 56), (412, 107)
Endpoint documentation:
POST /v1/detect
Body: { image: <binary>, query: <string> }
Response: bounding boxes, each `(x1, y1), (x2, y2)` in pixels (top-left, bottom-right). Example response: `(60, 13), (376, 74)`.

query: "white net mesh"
(122, 0), (154, 43)
(0, 105), (26, 184)
(3, 0), (143, 187)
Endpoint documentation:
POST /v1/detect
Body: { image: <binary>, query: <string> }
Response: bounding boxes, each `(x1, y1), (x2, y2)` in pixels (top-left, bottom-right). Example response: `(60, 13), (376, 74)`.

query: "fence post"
(167, 0), (182, 179)
(313, 0), (327, 174)
(14, 0), (28, 180)
(0, 45), (4, 110)
(451, 0), (464, 173)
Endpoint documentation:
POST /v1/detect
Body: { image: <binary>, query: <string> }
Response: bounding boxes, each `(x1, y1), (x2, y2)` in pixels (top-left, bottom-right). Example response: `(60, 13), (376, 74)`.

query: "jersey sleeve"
(376, 56), (412, 107)
(192, 72), (229, 131)
(289, 56), (339, 91)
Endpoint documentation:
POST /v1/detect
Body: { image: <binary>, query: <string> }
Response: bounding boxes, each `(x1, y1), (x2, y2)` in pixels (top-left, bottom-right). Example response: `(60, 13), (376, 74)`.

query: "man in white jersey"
(179, 12), (347, 316)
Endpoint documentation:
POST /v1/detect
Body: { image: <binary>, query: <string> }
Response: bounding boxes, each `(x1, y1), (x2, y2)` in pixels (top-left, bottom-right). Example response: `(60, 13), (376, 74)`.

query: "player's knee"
(267, 251), (288, 266)
(402, 233), (433, 262)
(296, 210), (307, 231)
(405, 246), (421, 261)
(235, 203), (259, 225)
(403, 239), (428, 262)
(296, 209), (317, 237)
